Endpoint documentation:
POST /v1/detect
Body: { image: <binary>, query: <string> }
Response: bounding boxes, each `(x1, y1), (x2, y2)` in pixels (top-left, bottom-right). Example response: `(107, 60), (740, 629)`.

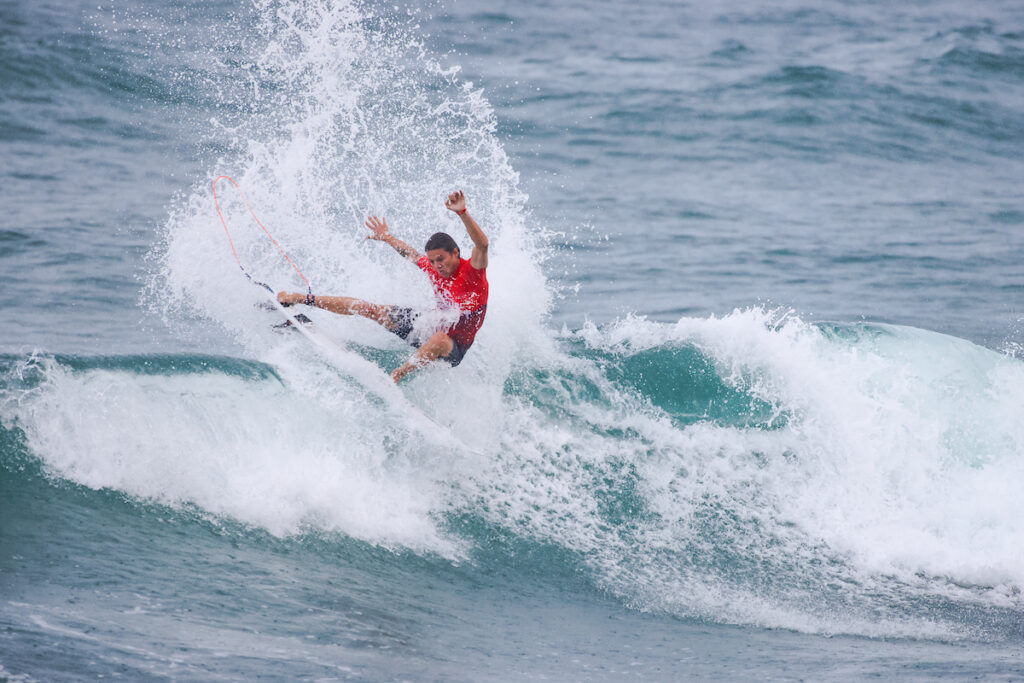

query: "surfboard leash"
(212, 175), (315, 304)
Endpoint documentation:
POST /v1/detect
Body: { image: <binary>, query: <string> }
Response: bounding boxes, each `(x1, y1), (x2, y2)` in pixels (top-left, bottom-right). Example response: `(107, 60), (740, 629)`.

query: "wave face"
(4, 311), (1023, 640)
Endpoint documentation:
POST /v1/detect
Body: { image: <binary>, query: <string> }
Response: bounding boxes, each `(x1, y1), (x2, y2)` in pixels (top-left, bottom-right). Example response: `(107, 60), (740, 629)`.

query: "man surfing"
(277, 190), (489, 383)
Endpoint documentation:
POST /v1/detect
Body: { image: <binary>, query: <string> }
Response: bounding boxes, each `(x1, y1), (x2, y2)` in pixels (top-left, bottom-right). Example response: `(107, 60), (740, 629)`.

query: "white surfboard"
(262, 291), (475, 453)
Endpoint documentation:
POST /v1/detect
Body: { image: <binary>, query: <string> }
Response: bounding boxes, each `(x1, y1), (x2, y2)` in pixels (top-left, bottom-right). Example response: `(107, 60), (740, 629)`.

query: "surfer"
(277, 190), (489, 383)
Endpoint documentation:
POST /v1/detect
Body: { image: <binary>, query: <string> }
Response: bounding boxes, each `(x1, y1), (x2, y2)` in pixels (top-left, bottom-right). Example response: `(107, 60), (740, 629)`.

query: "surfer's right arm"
(365, 215), (421, 263)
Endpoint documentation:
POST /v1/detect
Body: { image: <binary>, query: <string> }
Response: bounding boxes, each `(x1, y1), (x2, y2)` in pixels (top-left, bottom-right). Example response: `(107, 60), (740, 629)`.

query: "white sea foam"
(13, 0), (1023, 640)
(7, 355), (458, 556)
(12, 305), (1022, 637)
(560, 310), (1024, 626)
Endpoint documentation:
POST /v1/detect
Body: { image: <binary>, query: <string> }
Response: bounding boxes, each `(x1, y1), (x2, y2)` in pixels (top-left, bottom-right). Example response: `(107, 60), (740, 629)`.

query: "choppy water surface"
(2, 0), (1023, 679)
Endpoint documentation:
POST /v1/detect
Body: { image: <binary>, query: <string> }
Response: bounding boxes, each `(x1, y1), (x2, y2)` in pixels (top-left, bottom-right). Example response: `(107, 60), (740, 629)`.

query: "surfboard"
(260, 290), (477, 453)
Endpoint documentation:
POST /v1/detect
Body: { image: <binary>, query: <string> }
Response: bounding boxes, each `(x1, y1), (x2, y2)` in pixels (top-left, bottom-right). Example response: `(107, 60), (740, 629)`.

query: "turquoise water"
(2, 0), (1024, 680)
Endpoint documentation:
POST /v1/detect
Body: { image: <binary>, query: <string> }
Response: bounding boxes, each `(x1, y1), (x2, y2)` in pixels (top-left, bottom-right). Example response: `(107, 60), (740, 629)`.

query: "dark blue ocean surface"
(2, 0), (1023, 680)
(439, 0), (1024, 343)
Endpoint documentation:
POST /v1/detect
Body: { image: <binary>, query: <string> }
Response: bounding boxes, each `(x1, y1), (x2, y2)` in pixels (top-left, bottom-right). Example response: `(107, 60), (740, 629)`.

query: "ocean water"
(2, 0), (1024, 680)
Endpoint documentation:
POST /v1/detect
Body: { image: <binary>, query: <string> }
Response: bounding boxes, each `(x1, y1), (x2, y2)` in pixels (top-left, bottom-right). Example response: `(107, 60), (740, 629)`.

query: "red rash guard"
(417, 256), (488, 347)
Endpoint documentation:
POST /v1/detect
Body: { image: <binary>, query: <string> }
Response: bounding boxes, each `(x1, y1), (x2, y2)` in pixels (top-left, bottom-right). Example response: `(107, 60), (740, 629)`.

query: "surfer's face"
(426, 247), (460, 278)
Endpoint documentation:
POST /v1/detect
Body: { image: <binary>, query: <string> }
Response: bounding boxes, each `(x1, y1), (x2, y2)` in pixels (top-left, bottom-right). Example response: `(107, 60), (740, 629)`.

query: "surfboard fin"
(272, 313), (312, 329)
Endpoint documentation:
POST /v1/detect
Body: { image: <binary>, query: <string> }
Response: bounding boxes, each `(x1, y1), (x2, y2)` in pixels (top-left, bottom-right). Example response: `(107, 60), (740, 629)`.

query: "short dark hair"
(425, 232), (459, 254)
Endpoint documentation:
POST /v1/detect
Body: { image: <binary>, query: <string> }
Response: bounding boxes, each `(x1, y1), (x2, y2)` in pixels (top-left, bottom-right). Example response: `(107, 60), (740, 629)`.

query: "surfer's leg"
(391, 332), (454, 383)
(279, 291), (411, 334)
(307, 296), (396, 327)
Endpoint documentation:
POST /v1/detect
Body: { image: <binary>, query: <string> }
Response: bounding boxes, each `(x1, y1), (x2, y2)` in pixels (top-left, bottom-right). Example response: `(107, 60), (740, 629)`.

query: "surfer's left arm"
(446, 190), (488, 270)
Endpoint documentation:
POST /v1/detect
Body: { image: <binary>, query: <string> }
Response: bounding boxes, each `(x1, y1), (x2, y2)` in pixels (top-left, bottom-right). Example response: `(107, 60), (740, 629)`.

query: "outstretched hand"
(365, 215), (390, 241)
(445, 190), (466, 214)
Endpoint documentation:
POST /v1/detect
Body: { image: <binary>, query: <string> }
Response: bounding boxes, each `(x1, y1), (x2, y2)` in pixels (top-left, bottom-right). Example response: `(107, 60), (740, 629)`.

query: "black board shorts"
(386, 307), (471, 367)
